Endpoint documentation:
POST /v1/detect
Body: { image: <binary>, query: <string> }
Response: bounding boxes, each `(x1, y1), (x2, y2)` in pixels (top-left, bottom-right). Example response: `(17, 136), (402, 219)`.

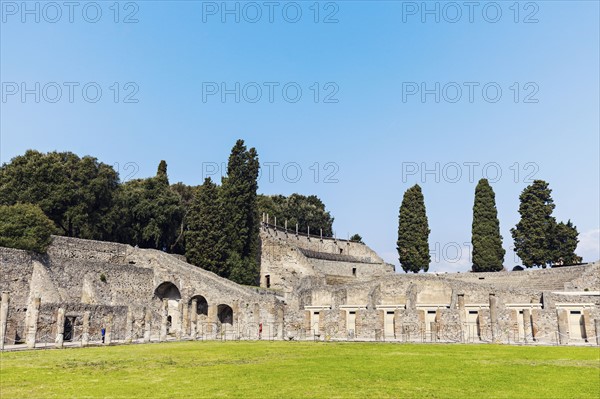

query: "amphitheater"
(1, 222), (598, 350)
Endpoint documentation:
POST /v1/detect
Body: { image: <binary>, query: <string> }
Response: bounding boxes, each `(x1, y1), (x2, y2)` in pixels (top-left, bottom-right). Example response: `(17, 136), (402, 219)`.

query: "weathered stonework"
(1, 227), (598, 349)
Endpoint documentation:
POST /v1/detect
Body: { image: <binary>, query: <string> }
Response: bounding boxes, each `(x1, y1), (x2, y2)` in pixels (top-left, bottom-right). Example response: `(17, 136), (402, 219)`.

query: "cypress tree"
(185, 178), (227, 275)
(221, 140), (260, 285)
(511, 180), (557, 268)
(397, 184), (430, 273)
(471, 179), (505, 272)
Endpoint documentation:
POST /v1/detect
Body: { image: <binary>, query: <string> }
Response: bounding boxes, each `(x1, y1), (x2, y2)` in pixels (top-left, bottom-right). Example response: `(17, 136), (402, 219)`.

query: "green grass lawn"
(1, 341), (598, 398)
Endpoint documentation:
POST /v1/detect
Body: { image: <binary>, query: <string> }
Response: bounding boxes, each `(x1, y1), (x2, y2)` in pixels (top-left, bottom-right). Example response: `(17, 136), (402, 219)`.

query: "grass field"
(1, 341), (598, 398)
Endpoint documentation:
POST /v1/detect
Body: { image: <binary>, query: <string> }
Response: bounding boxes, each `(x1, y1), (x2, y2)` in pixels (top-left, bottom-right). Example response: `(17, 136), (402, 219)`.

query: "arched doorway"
(189, 295), (208, 316)
(154, 282), (181, 335)
(217, 304), (234, 329)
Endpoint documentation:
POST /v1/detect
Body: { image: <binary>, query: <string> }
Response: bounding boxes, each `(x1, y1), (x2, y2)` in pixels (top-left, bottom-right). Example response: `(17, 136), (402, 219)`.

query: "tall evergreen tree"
(511, 180), (557, 268)
(221, 140), (260, 285)
(471, 179), (505, 272)
(185, 178), (227, 275)
(397, 184), (430, 273)
(549, 220), (581, 265)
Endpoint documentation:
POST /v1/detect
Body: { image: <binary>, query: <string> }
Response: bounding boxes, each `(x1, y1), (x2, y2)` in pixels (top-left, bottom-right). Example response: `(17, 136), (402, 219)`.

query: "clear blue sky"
(1, 1), (598, 271)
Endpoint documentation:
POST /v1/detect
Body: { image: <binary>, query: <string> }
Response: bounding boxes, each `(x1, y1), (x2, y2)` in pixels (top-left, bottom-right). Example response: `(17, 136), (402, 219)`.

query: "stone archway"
(154, 282), (181, 335)
(217, 304), (234, 326)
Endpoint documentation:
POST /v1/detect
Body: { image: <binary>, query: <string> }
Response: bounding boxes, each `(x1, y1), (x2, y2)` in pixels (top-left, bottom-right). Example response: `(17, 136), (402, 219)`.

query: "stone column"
(394, 309), (403, 339)
(276, 306), (284, 340)
(182, 302), (189, 338)
(338, 309), (346, 338)
(190, 299), (198, 340)
(595, 319), (600, 346)
(105, 314), (113, 345)
(557, 309), (569, 345)
(354, 309), (362, 338)
(318, 311), (324, 336)
(457, 294), (466, 343)
(582, 310), (593, 342)
(531, 309), (540, 341)
(160, 299), (168, 342)
(488, 294), (499, 341)
(418, 310), (426, 340)
(144, 308), (152, 343)
(82, 311), (90, 347)
(55, 308), (66, 348)
(25, 297), (41, 349)
(304, 310), (311, 338)
(125, 308), (133, 344)
(523, 308), (532, 342)
(0, 292), (9, 350)
(207, 304), (218, 338)
(176, 302), (184, 340)
(377, 309), (385, 341)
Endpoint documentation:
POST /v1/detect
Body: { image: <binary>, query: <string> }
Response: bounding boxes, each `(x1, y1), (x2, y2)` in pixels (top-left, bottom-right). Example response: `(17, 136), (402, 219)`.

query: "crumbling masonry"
(1, 223), (598, 349)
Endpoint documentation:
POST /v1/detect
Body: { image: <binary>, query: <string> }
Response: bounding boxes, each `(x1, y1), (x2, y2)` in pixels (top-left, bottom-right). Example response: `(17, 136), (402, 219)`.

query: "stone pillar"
(457, 294), (466, 343)
(595, 319), (600, 346)
(176, 302), (184, 340)
(318, 311), (324, 335)
(190, 300), (198, 340)
(0, 292), (9, 350)
(394, 309), (402, 339)
(338, 309), (346, 337)
(182, 302), (189, 338)
(105, 314), (113, 345)
(277, 306), (284, 339)
(354, 309), (362, 338)
(378, 309), (385, 341)
(489, 294), (498, 341)
(25, 297), (41, 349)
(55, 308), (66, 348)
(531, 309), (540, 341)
(418, 310), (426, 340)
(557, 309), (569, 345)
(207, 304), (218, 338)
(523, 308), (532, 342)
(582, 310), (593, 342)
(144, 308), (152, 343)
(125, 308), (133, 344)
(304, 310), (311, 337)
(82, 311), (90, 347)
(160, 299), (168, 342)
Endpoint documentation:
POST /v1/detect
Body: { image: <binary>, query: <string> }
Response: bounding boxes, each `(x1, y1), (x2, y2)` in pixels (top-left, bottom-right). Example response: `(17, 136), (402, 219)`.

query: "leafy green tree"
(257, 193), (334, 235)
(0, 150), (119, 240)
(0, 203), (57, 253)
(549, 220), (581, 265)
(471, 179), (505, 272)
(185, 178), (227, 275)
(349, 234), (364, 244)
(114, 161), (184, 250)
(221, 140), (260, 285)
(397, 184), (430, 273)
(511, 180), (557, 268)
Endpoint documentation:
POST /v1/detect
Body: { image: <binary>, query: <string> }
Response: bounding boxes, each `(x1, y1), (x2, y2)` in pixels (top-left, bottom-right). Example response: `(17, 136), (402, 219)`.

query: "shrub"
(0, 203), (56, 253)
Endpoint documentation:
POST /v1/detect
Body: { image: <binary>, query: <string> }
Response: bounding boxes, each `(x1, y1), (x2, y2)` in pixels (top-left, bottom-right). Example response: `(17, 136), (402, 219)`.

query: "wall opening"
(154, 282), (182, 334)
(64, 316), (75, 342)
(217, 304), (233, 325)
(189, 295), (208, 316)
(266, 275), (271, 288)
(352, 268), (356, 276)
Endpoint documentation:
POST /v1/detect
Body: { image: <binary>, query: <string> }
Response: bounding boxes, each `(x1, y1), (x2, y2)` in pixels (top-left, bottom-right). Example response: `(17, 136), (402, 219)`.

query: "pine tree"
(471, 179), (505, 272)
(220, 140), (261, 285)
(397, 184), (430, 273)
(185, 178), (227, 275)
(511, 180), (557, 268)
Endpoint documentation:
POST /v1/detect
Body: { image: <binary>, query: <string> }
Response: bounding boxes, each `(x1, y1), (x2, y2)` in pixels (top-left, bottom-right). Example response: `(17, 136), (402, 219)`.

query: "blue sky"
(1, 0), (599, 271)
